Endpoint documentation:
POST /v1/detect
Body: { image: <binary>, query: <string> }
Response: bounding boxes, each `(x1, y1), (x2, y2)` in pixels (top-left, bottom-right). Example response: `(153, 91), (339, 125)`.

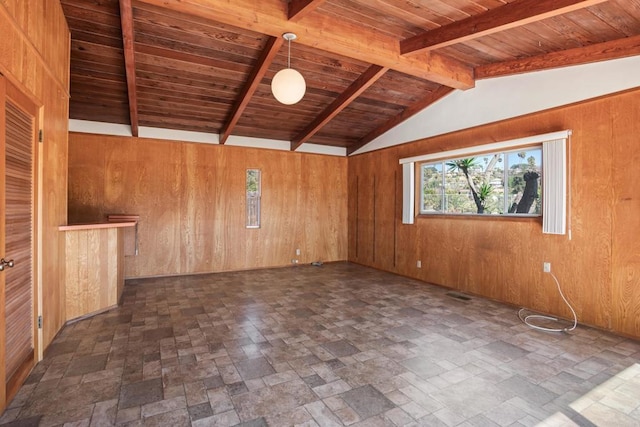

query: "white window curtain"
(402, 162), (415, 224)
(542, 139), (567, 234)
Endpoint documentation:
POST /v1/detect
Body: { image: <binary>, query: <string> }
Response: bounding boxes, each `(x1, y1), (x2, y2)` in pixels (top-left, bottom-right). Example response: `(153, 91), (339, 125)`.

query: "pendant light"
(271, 33), (306, 105)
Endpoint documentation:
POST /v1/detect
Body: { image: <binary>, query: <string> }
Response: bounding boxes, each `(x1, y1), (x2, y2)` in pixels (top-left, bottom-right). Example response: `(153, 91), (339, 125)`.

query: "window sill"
(416, 213), (542, 223)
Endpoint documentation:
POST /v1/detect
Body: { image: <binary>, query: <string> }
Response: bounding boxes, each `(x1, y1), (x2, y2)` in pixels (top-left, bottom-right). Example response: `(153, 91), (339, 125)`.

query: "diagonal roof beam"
(136, 0), (474, 90)
(219, 36), (283, 144)
(476, 34), (640, 79)
(291, 65), (389, 151)
(119, 0), (139, 137)
(401, 0), (608, 55)
(288, 0), (327, 22)
(347, 86), (454, 155)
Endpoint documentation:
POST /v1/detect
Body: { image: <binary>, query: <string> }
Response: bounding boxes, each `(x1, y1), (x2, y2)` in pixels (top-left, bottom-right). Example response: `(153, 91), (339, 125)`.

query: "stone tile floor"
(1, 263), (639, 426)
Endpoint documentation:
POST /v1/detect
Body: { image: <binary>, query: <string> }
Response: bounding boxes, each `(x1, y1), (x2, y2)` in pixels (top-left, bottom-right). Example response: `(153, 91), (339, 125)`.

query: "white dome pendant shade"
(271, 68), (306, 105)
(271, 33), (306, 105)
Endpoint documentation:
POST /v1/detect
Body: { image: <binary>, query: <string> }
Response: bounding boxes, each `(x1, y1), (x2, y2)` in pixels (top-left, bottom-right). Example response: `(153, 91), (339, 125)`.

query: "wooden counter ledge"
(58, 221), (136, 231)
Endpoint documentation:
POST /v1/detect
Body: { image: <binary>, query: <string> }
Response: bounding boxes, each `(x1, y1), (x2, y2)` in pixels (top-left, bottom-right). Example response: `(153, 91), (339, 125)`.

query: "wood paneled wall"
(63, 227), (125, 321)
(349, 88), (640, 339)
(0, 1), (70, 356)
(68, 133), (348, 277)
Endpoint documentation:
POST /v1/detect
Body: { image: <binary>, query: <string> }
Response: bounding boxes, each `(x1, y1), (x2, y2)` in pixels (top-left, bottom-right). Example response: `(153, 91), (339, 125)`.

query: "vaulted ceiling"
(61, 0), (640, 154)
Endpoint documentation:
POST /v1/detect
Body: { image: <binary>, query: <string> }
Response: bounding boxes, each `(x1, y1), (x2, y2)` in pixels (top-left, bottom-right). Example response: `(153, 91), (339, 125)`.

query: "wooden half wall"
(348, 88), (640, 339)
(68, 133), (348, 277)
(0, 1), (70, 352)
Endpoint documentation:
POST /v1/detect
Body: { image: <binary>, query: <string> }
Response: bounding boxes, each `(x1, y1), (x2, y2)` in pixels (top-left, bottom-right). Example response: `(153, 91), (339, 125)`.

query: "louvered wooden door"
(0, 77), (38, 410)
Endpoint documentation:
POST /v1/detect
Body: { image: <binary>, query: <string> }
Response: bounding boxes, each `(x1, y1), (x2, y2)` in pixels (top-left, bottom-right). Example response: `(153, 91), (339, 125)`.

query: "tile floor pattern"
(1, 263), (640, 426)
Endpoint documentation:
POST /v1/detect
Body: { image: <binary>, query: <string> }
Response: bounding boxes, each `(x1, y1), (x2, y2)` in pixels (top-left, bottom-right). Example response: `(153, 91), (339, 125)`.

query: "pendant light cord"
(287, 37), (291, 68)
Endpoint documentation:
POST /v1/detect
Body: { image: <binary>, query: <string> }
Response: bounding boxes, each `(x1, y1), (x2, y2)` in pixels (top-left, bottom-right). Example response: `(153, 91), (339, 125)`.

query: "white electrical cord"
(518, 271), (577, 333)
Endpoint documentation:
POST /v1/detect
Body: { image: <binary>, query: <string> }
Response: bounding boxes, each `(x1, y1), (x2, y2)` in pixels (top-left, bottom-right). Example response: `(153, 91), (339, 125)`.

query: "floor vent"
(446, 292), (472, 301)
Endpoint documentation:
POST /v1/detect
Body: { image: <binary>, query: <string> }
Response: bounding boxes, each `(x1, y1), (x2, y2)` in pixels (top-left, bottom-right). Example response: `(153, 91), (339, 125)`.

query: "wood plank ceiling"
(61, 0), (640, 154)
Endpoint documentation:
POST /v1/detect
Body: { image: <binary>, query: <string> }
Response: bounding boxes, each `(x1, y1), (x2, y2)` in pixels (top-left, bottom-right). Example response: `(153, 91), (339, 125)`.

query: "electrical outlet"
(416, 260), (422, 268)
(296, 248), (301, 256)
(291, 259), (299, 264)
(543, 262), (551, 273)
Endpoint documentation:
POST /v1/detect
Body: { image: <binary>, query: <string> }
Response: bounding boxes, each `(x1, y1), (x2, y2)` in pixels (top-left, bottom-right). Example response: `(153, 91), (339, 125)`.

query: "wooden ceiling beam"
(347, 85), (454, 155)
(135, 0), (474, 90)
(401, 0), (608, 55)
(288, 0), (327, 22)
(119, 0), (139, 137)
(291, 65), (389, 151)
(219, 36), (283, 144)
(476, 35), (640, 79)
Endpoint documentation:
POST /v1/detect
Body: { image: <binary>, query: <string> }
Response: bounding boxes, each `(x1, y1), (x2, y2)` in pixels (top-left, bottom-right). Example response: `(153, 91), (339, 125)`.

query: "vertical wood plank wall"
(68, 133), (348, 278)
(0, 1), (70, 354)
(348, 88), (640, 339)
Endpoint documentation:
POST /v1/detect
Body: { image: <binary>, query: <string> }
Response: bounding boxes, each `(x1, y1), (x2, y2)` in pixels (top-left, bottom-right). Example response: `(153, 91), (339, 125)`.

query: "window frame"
(400, 130), (571, 227)
(418, 145), (543, 217)
(245, 168), (261, 229)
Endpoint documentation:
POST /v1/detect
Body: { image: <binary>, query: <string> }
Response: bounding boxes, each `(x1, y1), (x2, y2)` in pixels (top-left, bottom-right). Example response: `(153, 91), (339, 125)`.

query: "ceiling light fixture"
(271, 32), (306, 105)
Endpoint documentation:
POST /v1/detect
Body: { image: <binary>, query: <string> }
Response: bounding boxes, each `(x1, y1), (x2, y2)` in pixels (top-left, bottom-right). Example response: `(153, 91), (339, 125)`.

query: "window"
(401, 131), (570, 232)
(246, 169), (261, 228)
(420, 147), (542, 215)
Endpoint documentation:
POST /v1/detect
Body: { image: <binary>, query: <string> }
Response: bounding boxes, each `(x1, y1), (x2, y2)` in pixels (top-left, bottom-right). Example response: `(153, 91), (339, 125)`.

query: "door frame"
(0, 71), (6, 413)
(0, 75), (41, 410)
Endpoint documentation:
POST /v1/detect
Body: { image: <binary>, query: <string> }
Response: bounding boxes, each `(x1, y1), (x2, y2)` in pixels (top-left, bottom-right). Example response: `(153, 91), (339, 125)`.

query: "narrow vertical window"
(246, 169), (261, 228)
